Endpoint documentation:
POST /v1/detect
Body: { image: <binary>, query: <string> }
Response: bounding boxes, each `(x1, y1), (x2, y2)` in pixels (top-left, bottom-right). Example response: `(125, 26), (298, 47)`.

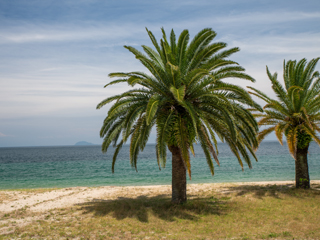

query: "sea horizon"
(0, 140), (284, 149)
(1, 141), (320, 190)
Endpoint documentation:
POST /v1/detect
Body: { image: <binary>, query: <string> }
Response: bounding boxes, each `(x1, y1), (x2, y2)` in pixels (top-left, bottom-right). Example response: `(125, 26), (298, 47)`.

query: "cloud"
(230, 33), (320, 55)
(0, 22), (147, 44)
(215, 11), (320, 25)
(0, 132), (7, 137)
(1, 1), (320, 146)
(2, 8), (318, 45)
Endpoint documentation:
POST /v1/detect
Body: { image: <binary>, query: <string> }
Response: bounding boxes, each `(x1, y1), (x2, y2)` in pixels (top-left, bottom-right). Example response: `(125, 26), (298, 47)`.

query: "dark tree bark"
(169, 145), (187, 203)
(295, 144), (310, 189)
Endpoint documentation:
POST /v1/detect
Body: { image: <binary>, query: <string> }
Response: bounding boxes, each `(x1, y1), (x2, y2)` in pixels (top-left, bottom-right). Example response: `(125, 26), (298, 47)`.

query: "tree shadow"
(225, 183), (320, 200)
(313, 183), (320, 189)
(76, 194), (227, 223)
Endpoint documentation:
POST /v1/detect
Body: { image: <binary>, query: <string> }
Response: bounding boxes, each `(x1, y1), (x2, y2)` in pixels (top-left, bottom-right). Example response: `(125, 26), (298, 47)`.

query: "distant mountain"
(75, 141), (94, 146)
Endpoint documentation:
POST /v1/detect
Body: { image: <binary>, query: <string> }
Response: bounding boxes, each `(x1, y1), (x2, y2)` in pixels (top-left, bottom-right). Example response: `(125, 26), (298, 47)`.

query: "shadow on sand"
(75, 183), (320, 223)
(224, 183), (320, 200)
(76, 194), (227, 223)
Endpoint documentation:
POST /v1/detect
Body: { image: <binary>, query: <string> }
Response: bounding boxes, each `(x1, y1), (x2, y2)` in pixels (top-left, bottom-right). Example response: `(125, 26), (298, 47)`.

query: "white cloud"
(1, 2), (320, 146)
(0, 22), (147, 44)
(231, 33), (320, 55)
(214, 11), (320, 25)
(2, 10), (317, 45)
(0, 132), (6, 137)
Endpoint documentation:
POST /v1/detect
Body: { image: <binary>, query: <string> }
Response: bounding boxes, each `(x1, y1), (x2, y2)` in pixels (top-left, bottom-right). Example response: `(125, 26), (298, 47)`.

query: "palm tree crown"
(97, 28), (261, 202)
(248, 58), (320, 188)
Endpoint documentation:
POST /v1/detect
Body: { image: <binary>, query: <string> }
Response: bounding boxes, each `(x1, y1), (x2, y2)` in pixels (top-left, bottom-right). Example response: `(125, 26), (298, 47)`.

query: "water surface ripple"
(1, 142), (320, 189)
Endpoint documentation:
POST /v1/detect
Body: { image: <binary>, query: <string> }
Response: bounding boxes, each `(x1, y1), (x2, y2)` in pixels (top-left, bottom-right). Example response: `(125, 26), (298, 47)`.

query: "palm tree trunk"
(295, 144), (310, 189)
(169, 145), (187, 204)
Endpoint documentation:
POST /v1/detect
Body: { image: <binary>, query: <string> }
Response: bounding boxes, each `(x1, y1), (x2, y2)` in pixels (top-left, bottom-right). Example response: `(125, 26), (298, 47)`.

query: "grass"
(1, 183), (320, 239)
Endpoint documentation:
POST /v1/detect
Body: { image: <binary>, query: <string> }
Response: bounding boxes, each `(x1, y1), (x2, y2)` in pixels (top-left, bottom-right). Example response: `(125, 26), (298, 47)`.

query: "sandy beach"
(1, 180), (320, 213)
(1, 180), (320, 237)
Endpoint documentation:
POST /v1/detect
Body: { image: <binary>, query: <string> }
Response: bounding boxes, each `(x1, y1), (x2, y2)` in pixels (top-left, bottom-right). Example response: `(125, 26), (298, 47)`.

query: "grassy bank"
(1, 182), (320, 239)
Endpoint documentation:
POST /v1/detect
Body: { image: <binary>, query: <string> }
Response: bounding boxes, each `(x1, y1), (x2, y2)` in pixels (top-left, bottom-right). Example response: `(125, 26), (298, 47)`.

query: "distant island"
(75, 141), (94, 146)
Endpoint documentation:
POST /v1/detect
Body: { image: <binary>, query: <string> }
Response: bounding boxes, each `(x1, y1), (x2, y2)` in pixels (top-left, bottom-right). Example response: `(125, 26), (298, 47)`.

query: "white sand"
(1, 180), (319, 213)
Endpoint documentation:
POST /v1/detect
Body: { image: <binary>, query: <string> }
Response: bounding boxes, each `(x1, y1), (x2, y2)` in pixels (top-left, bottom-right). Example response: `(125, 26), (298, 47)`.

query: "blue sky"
(0, 0), (320, 147)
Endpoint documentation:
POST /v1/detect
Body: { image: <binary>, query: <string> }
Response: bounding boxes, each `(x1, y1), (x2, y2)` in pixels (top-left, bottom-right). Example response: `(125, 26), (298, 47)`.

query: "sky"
(0, 0), (320, 147)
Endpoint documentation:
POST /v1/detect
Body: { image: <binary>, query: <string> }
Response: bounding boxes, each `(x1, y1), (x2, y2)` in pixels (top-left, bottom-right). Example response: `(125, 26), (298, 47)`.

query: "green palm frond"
(146, 95), (160, 125)
(201, 117), (219, 156)
(206, 48), (241, 71)
(170, 85), (186, 103)
(174, 115), (191, 179)
(101, 117), (126, 153)
(98, 27), (260, 178)
(198, 125), (215, 175)
(274, 122), (288, 145)
(103, 79), (128, 88)
(236, 141), (253, 169)
(263, 101), (291, 116)
(302, 123), (320, 146)
(249, 58), (320, 160)
(225, 138), (244, 170)
(112, 140), (124, 173)
(156, 111), (173, 169)
(247, 86), (272, 104)
(257, 127), (275, 144)
(200, 124), (220, 166)
(129, 117), (144, 171)
(123, 105), (145, 141)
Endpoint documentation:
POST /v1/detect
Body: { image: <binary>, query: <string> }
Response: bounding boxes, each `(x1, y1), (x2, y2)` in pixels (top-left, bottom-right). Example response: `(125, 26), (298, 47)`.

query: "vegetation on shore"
(249, 58), (320, 189)
(97, 26), (320, 202)
(97, 28), (261, 203)
(1, 183), (320, 239)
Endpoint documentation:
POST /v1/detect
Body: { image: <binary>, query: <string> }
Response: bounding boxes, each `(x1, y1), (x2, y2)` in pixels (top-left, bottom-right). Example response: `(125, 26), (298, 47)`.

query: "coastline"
(1, 180), (320, 213)
(1, 180), (320, 238)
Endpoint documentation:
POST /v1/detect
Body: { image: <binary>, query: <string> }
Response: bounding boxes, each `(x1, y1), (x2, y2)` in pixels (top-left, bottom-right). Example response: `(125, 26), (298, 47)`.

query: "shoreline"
(2, 179), (320, 191)
(1, 181), (320, 238)
(1, 180), (320, 214)
(1, 180), (320, 237)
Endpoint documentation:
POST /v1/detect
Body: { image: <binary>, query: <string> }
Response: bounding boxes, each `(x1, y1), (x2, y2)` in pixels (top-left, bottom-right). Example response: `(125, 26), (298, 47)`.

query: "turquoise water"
(0, 142), (320, 189)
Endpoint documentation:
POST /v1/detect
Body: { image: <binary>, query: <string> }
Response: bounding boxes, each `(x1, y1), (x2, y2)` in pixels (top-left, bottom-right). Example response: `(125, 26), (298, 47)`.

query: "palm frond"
(156, 111), (174, 169)
(286, 127), (298, 158)
(274, 123), (287, 145)
(98, 27), (260, 182)
(174, 115), (191, 179)
(146, 95), (160, 125)
(112, 140), (124, 173)
(257, 127), (275, 144)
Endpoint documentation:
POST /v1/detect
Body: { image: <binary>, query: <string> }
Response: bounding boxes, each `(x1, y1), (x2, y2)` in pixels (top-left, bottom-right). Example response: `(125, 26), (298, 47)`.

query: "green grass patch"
(1, 184), (320, 239)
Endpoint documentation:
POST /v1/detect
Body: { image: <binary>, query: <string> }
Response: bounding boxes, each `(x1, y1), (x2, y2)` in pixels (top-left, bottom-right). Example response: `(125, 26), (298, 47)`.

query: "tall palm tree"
(97, 28), (261, 203)
(248, 58), (320, 189)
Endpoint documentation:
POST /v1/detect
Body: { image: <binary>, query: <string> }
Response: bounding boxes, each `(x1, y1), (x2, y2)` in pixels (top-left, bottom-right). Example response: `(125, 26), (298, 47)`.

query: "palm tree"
(97, 28), (261, 203)
(248, 58), (320, 189)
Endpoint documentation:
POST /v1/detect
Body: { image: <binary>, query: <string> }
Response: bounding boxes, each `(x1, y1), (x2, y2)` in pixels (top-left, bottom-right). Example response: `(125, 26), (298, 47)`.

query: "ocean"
(0, 142), (320, 189)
